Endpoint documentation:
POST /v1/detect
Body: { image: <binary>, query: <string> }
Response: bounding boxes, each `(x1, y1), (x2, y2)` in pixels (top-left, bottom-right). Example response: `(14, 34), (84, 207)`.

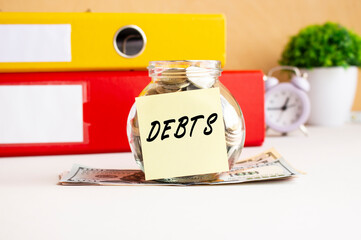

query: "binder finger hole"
(114, 25), (146, 58)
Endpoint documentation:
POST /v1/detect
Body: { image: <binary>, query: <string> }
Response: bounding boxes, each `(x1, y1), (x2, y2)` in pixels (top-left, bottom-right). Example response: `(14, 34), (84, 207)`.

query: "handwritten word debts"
(146, 113), (218, 142)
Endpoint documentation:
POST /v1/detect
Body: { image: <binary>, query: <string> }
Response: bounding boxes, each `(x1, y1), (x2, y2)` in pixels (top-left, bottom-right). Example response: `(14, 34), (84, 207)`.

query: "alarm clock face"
(265, 83), (310, 133)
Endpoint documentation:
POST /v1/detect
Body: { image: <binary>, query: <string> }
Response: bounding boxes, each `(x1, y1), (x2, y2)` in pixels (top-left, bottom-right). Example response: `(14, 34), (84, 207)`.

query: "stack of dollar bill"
(59, 148), (299, 186)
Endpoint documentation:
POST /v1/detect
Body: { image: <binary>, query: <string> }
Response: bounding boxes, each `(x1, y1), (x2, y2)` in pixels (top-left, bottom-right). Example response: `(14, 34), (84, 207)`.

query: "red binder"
(0, 71), (264, 157)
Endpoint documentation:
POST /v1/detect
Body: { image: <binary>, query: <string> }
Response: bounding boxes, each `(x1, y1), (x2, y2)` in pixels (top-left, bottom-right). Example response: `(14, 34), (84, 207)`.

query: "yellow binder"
(0, 13), (225, 72)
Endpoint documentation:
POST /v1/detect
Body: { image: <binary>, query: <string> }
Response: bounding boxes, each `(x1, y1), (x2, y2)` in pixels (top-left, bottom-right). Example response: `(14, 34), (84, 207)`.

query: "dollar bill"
(59, 166), (174, 186)
(58, 148), (298, 186)
(232, 147), (281, 170)
(207, 156), (298, 185)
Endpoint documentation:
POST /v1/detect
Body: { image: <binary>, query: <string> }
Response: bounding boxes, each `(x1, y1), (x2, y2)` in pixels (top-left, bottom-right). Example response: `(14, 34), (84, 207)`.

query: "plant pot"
(301, 66), (358, 126)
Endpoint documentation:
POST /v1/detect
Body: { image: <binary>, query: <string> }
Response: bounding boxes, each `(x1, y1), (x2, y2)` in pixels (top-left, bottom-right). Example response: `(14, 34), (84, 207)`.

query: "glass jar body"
(127, 61), (245, 183)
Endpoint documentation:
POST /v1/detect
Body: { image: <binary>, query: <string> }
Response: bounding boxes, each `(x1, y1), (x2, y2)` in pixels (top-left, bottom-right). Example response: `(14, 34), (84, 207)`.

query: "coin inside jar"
(186, 66), (215, 89)
(144, 86), (158, 96)
(153, 68), (190, 93)
(131, 116), (140, 136)
(158, 68), (188, 84)
(158, 81), (190, 90)
(155, 85), (182, 94)
(220, 96), (242, 131)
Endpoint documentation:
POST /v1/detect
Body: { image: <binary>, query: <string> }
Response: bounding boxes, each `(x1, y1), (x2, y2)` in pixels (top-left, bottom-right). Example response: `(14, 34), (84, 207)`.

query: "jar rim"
(148, 60), (222, 79)
(148, 60), (221, 70)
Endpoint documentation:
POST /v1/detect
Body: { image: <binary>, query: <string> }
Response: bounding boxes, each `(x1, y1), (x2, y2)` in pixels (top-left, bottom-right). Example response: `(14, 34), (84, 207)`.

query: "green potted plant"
(279, 22), (361, 126)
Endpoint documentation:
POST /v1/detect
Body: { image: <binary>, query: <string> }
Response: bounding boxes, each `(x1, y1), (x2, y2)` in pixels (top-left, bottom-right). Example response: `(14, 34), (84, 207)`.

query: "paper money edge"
(235, 147), (300, 175)
(58, 164), (184, 186)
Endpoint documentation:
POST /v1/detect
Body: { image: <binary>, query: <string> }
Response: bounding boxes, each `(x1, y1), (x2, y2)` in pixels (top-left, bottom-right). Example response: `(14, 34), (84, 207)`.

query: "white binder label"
(0, 24), (71, 62)
(0, 85), (83, 144)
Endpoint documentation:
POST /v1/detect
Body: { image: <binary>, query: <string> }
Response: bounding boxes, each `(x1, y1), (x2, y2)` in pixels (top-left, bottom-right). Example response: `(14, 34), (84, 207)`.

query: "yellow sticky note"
(135, 88), (229, 180)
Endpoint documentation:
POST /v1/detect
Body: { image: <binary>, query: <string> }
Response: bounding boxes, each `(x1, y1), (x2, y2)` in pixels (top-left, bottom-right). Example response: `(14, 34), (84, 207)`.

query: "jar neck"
(148, 60), (222, 85)
(150, 76), (220, 84)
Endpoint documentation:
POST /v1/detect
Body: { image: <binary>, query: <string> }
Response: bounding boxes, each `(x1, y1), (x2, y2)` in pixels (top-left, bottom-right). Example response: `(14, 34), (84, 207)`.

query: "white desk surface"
(1, 124), (361, 240)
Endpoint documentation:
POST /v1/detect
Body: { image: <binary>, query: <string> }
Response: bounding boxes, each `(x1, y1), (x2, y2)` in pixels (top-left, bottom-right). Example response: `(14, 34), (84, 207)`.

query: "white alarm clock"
(264, 66), (311, 136)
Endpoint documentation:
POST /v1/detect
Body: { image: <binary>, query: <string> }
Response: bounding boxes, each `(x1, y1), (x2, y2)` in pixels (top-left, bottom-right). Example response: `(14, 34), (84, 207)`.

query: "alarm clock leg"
(299, 125), (309, 136)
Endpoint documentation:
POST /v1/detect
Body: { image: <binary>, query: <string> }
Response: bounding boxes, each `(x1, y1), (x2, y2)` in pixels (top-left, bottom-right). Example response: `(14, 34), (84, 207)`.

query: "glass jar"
(127, 60), (245, 183)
